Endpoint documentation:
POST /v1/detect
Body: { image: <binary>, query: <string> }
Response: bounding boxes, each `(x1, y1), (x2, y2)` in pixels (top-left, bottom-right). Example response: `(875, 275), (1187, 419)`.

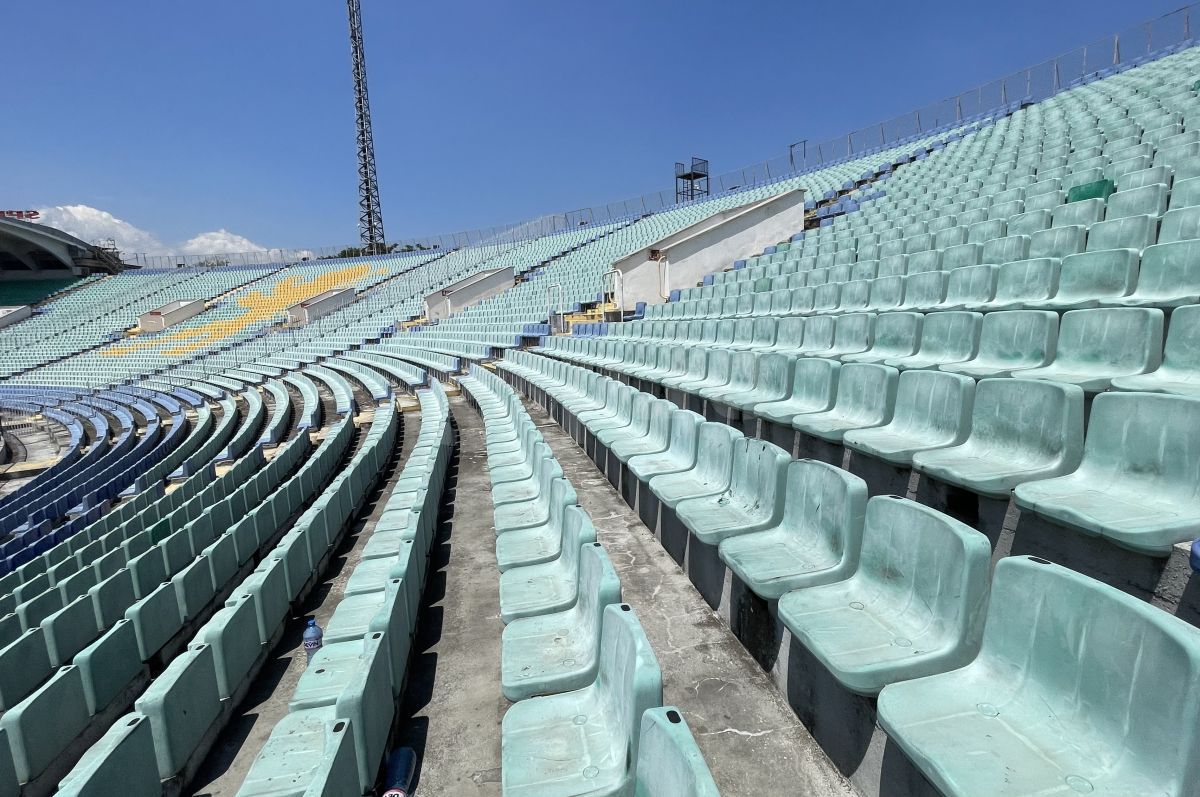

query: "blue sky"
(1, 0), (1188, 255)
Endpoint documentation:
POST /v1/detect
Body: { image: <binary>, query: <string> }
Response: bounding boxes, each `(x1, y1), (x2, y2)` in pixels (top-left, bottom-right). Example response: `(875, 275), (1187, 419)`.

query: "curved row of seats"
(456, 364), (719, 797)
(55, 375), (415, 795)
(496, 348), (1200, 797)
(237, 380), (452, 797)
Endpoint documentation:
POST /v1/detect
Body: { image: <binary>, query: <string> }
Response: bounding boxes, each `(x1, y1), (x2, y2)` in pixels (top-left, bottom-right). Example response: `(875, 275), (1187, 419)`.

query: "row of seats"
(456, 364), (719, 797)
(237, 382), (452, 796)
(496, 348), (1200, 797)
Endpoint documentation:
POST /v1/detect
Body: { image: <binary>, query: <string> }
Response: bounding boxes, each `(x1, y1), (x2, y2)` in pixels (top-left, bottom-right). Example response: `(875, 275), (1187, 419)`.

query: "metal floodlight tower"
(347, 0), (386, 254)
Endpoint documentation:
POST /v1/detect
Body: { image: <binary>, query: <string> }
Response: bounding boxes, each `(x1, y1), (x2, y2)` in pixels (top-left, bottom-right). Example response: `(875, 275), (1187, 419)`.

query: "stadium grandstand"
(3, 5), (1200, 797)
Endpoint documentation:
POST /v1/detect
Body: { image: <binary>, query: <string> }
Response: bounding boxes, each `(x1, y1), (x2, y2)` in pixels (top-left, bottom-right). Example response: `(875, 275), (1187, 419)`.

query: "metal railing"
(118, 3), (1198, 271)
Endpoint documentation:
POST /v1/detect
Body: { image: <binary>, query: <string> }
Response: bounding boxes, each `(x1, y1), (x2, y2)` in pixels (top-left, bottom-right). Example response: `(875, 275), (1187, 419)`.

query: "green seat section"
(501, 542), (621, 701)
(1064, 178), (1116, 203)
(779, 496), (991, 695)
(626, 409), (703, 481)
(938, 310), (1059, 378)
(1101, 240), (1200, 308)
(719, 459), (867, 600)
(72, 606), (142, 711)
(878, 556), (1200, 797)
(633, 707), (720, 797)
(752, 358), (840, 426)
(195, 593), (262, 700)
(883, 311), (982, 371)
(288, 634), (393, 793)
(501, 604), (662, 797)
(647, 423), (740, 510)
(912, 378), (1085, 498)
(496, 480), (581, 573)
(792, 363), (899, 442)
(1112, 303), (1200, 396)
(498, 509), (597, 624)
(56, 714), (162, 797)
(235, 709), (360, 797)
(965, 258), (1060, 311)
(841, 312), (922, 364)
(676, 438), (790, 545)
(1025, 249), (1139, 310)
(1014, 392), (1200, 556)
(134, 643), (222, 779)
(1020, 308), (1163, 391)
(322, 578), (410, 697)
(843, 370), (975, 465)
(0, 628), (52, 711)
(2, 663), (90, 784)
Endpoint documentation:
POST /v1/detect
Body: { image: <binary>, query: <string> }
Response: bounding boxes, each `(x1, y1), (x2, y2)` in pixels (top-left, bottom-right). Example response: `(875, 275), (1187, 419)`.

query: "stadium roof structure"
(0, 215), (127, 274)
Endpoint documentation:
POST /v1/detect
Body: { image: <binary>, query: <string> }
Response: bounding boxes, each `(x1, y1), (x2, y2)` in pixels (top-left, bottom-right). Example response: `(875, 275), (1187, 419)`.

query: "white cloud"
(36, 204), (166, 254)
(177, 229), (266, 255)
(33, 204), (269, 258)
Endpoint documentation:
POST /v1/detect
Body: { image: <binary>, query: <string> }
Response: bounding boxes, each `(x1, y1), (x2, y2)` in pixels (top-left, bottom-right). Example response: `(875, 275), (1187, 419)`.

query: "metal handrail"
(602, 269), (625, 316)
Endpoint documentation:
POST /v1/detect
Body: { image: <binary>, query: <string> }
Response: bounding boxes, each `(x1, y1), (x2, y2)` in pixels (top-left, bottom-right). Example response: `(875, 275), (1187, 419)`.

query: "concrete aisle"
(525, 400), (856, 797)
(392, 400), (506, 795)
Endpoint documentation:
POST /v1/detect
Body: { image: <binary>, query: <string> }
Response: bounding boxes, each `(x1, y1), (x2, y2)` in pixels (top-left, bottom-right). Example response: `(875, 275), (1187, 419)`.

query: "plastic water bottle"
(302, 618), (323, 665)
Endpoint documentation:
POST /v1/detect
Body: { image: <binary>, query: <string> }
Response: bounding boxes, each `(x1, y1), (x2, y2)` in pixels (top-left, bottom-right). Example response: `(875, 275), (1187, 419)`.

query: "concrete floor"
(392, 402), (505, 796)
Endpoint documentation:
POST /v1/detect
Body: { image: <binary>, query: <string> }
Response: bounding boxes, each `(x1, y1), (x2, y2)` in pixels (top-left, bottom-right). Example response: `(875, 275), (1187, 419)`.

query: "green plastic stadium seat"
(1111, 304), (1200, 397)
(718, 459), (867, 599)
(498, 509), (597, 624)
(841, 312), (922, 364)
(1106, 183), (1168, 219)
(135, 643), (221, 779)
(235, 709), (360, 797)
(1102, 240), (1200, 307)
(289, 634), (393, 793)
(2, 663), (90, 784)
(753, 358), (840, 426)
(195, 593), (261, 700)
(1085, 215), (1157, 252)
(647, 423), (740, 510)
(501, 604), (662, 797)
(633, 707), (720, 797)
(884, 312), (982, 371)
(74, 620), (143, 715)
(912, 378), (1084, 498)
(322, 578), (409, 696)
(1027, 249), (1139, 309)
(501, 542), (621, 701)
(939, 310), (1058, 378)
(792, 363), (898, 442)
(1020, 308), (1163, 391)
(779, 496), (991, 694)
(626, 410), (704, 483)
(966, 258), (1060, 311)
(56, 714), (162, 797)
(496, 479), (580, 572)
(843, 370), (976, 465)
(1014, 391), (1200, 556)
(675, 438), (789, 545)
(878, 556), (1200, 797)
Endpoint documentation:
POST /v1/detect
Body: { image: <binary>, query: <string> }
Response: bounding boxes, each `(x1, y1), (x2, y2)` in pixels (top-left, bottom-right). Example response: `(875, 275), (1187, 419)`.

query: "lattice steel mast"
(347, 0), (386, 254)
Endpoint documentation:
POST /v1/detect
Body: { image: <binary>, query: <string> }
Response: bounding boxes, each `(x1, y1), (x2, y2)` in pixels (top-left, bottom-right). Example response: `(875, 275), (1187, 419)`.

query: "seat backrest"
(693, 423), (741, 487)
(1158, 206), (1200, 244)
(840, 280), (871, 310)
(1052, 198), (1105, 228)
(978, 556), (1200, 793)
(779, 458), (868, 568)
(869, 312), (922, 356)
(981, 234), (1030, 264)
(802, 315), (835, 350)
(1029, 225), (1085, 259)
(663, 410), (704, 470)
(942, 242), (982, 270)
(597, 603), (663, 780)
(775, 316), (805, 349)
(993, 258), (1060, 302)
(634, 707), (720, 797)
(701, 349), (732, 384)
(975, 310), (1058, 365)
(902, 271), (947, 307)
(557, 506), (598, 579)
(644, 400), (675, 448)
(1008, 209), (1051, 236)
(967, 378), (1083, 462)
(576, 542), (623, 647)
(1057, 250), (1139, 300)
(857, 495), (991, 645)
(1056, 307), (1163, 371)
(830, 363), (898, 422)
(832, 313), (874, 349)
(889, 370), (975, 441)
(1106, 183), (1169, 219)
(918, 311), (983, 359)
(727, 438), (790, 513)
(790, 358), (841, 410)
(944, 264), (997, 304)
(1082, 391), (1200, 496)
(1084, 215), (1157, 253)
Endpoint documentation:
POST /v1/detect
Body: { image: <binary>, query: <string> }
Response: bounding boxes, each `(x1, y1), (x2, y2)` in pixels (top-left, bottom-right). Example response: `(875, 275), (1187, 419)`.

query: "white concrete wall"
(0, 306), (31, 330)
(288, 288), (355, 324)
(425, 267), (514, 322)
(140, 299), (205, 332)
(612, 189), (806, 310)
